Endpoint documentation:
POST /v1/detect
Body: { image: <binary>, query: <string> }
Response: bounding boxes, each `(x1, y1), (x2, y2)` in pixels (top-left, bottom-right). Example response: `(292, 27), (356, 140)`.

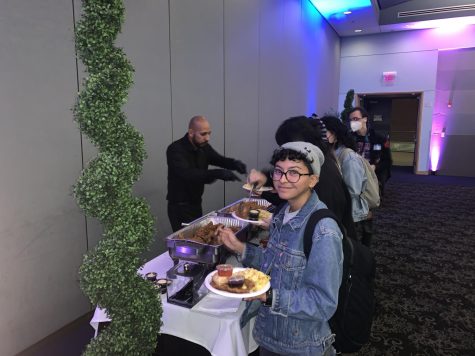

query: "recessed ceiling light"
(344, 11), (352, 15)
(354, 29), (363, 33)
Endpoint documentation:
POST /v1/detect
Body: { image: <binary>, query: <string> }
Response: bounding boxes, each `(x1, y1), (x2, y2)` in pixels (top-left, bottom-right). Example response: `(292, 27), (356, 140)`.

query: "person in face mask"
(348, 107), (392, 198)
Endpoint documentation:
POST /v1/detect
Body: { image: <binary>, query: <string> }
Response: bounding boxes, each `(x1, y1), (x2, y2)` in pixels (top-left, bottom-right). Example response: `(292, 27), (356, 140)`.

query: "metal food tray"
(166, 216), (249, 264)
(217, 198), (272, 216)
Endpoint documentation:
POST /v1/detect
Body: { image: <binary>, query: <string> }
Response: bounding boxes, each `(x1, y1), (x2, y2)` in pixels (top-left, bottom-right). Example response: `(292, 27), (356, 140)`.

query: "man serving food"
(166, 115), (247, 231)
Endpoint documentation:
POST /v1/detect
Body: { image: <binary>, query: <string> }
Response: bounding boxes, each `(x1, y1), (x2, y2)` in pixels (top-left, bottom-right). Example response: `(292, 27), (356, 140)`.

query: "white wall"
(339, 25), (475, 173)
(0, 0), (340, 354)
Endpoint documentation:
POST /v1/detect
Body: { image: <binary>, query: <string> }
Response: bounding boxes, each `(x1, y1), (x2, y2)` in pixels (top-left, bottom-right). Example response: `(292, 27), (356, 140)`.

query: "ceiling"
(311, 0), (475, 37)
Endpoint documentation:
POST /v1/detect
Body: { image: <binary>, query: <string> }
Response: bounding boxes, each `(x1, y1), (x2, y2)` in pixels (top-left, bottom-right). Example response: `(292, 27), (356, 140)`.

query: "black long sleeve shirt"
(353, 128), (392, 182)
(166, 134), (237, 204)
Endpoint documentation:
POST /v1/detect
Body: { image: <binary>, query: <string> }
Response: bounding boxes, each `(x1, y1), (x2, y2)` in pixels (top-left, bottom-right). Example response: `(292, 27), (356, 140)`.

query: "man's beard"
(193, 138), (208, 148)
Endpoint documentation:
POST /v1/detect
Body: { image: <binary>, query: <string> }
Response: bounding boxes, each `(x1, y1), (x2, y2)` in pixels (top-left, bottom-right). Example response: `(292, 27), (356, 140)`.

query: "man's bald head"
(189, 116), (208, 130)
(188, 115), (211, 148)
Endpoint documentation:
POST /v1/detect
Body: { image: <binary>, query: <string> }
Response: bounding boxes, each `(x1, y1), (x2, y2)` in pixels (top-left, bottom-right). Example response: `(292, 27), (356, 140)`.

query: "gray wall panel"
(223, 0), (260, 203)
(438, 135), (475, 177)
(121, 0), (172, 254)
(169, 0), (226, 215)
(0, 1), (89, 355)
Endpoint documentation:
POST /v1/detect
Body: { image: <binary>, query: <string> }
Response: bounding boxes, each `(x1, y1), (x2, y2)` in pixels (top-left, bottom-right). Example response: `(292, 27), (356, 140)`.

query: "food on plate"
(210, 268), (270, 294)
(248, 209), (260, 221)
(176, 222), (239, 244)
(258, 209), (272, 220)
(229, 201), (270, 220)
(241, 268), (271, 291)
(228, 275), (245, 288)
(211, 270), (254, 293)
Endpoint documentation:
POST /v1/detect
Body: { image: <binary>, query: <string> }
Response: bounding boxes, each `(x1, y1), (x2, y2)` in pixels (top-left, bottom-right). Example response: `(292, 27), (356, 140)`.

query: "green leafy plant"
(73, 1), (162, 354)
(340, 89), (355, 122)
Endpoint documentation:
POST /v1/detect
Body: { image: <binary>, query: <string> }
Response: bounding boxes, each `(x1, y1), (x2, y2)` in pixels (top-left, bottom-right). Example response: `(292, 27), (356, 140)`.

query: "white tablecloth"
(90, 252), (258, 356)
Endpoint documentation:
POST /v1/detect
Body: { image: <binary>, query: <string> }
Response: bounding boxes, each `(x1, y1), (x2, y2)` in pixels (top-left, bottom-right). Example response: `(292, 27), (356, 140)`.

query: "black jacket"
(166, 134), (237, 204)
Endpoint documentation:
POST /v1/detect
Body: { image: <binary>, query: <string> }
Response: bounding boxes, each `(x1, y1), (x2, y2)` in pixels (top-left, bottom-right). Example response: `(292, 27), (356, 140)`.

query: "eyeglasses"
(272, 168), (311, 183)
(349, 116), (363, 121)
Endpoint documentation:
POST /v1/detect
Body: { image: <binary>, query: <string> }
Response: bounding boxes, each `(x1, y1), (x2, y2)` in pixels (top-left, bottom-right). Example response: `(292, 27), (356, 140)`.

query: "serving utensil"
(238, 182), (257, 216)
(247, 182), (257, 201)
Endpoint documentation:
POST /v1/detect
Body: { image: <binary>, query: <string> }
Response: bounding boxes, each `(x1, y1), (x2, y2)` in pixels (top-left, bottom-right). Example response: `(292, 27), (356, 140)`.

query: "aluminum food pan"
(166, 215), (248, 246)
(166, 216), (249, 264)
(217, 198), (272, 216)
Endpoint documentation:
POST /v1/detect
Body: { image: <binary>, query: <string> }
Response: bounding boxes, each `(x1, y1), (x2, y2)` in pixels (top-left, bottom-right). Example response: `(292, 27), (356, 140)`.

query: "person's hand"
(217, 226), (245, 254)
(247, 169), (267, 189)
(233, 160), (247, 174)
(259, 216), (272, 230)
(219, 169), (241, 182)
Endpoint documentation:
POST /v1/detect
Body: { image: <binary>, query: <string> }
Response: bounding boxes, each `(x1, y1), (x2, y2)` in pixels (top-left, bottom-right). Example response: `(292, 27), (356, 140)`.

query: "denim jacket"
(335, 145), (368, 222)
(241, 192), (343, 355)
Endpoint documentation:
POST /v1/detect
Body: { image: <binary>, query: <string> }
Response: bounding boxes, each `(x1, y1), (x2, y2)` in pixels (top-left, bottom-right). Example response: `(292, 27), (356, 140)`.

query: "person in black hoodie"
(248, 116), (356, 239)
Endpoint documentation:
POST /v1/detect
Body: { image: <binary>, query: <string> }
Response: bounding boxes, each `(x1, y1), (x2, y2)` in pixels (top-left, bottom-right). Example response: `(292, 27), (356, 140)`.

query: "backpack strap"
(303, 208), (346, 259)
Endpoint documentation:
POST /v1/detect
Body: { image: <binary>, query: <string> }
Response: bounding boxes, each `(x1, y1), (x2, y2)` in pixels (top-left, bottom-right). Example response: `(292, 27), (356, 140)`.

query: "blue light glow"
(308, 0), (371, 18)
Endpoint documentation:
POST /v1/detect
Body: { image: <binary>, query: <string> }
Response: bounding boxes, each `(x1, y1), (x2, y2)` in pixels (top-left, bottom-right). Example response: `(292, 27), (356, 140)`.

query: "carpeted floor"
(354, 169), (475, 356)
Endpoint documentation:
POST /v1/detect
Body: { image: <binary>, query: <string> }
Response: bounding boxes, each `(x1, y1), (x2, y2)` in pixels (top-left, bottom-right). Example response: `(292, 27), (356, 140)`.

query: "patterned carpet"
(353, 176), (475, 356)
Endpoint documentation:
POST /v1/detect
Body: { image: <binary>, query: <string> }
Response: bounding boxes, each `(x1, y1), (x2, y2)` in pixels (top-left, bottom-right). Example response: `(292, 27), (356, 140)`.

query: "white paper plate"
(204, 268), (271, 299)
(231, 211), (266, 225)
(242, 183), (273, 193)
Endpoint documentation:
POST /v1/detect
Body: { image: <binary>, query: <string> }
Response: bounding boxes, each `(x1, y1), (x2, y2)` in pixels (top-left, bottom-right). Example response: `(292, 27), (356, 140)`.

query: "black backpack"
(303, 209), (376, 353)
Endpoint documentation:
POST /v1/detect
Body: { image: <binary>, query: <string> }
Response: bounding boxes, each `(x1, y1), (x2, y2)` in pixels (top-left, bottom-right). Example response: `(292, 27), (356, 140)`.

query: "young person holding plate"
(218, 142), (343, 356)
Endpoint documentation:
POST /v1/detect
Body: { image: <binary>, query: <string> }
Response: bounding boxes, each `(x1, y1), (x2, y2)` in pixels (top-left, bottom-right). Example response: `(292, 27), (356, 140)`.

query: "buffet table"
(90, 252), (258, 356)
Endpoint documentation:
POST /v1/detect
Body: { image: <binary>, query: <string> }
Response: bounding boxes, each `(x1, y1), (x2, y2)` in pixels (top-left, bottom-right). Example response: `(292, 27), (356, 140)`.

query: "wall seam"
(71, 0), (89, 252)
(222, 0), (227, 205)
(168, 0), (174, 141)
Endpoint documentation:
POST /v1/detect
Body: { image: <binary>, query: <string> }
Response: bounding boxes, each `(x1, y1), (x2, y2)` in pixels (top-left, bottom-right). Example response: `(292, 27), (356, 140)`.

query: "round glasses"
(272, 168), (311, 183)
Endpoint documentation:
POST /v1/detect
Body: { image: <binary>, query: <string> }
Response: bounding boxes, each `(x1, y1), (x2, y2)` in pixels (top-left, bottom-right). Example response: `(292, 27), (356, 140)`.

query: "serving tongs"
(239, 182), (257, 215)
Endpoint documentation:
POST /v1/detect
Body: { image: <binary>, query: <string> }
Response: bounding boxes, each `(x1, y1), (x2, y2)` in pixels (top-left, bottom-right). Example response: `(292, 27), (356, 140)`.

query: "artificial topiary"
(73, 1), (162, 354)
(340, 89), (355, 122)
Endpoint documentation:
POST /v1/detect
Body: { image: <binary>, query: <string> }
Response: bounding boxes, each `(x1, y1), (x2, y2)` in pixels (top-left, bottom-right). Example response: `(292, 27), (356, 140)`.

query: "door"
(358, 93), (421, 169)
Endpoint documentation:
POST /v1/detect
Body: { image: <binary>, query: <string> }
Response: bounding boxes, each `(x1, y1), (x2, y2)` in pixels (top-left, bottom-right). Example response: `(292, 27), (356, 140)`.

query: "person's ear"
(309, 175), (319, 189)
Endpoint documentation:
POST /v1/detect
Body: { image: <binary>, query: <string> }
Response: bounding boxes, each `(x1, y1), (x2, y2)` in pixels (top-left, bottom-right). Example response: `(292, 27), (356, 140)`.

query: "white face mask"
(350, 120), (362, 132)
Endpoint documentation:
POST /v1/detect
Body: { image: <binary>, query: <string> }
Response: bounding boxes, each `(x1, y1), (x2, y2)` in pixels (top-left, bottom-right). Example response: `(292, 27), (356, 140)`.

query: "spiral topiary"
(340, 89), (355, 122)
(73, 1), (162, 354)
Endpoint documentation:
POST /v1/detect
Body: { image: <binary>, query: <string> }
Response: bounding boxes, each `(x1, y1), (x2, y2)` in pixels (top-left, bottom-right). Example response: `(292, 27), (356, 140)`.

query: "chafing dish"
(166, 215), (249, 265)
(165, 215), (249, 308)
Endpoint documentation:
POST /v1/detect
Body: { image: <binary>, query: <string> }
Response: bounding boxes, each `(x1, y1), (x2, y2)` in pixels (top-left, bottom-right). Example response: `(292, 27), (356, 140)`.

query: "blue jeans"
(260, 345), (336, 356)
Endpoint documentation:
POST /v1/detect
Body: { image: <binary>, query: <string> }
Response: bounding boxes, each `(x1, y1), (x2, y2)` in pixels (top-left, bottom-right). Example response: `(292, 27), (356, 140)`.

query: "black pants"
(355, 218), (373, 247)
(168, 202), (202, 232)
